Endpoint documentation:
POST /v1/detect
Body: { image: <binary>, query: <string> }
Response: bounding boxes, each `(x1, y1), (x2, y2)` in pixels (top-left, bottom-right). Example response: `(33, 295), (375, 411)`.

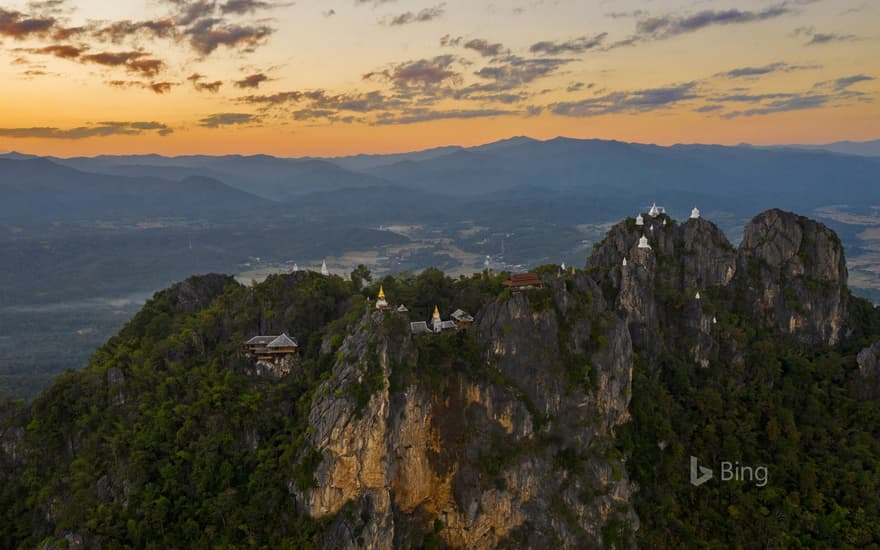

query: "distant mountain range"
(0, 158), (268, 222)
(3, 136), (878, 221)
(761, 139), (880, 157)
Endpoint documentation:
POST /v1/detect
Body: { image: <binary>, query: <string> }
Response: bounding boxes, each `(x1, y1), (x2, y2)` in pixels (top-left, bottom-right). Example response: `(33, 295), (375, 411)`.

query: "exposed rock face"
(736, 209), (848, 346)
(167, 273), (234, 314)
(589, 208), (850, 361)
(858, 342), (880, 399)
(106, 367), (125, 406)
(295, 275), (637, 549)
(249, 354), (298, 378)
(587, 212), (735, 363)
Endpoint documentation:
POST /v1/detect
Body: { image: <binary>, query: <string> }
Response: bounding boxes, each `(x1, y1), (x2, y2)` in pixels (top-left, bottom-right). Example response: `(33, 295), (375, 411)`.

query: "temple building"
(636, 214), (644, 226)
(691, 207), (701, 219)
(504, 273), (543, 291)
(244, 333), (299, 357)
(411, 306), (462, 334)
(638, 235), (652, 250)
(451, 309), (475, 328)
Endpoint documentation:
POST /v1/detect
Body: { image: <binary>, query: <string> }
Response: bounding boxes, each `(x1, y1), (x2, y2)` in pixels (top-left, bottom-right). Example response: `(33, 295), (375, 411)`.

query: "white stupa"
(321, 260), (329, 276)
(638, 235), (651, 249)
(712, 316), (717, 324)
(663, 219), (667, 226)
(561, 262), (566, 271)
(292, 263), (299, 272)
(622, 257), (628, 267)
(648, 203), (661, 218)
(635, 214), (644, 226)
(691, 207), (701, 220)
(431, 305), (442, 332)
(375, 286), (389, 310)
(695, 291), (701, 300)
(649, 225), (654, 232)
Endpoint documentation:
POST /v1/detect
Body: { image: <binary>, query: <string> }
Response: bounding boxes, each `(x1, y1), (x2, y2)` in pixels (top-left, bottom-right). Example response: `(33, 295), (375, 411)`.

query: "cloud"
(92, 19), (177, 42)
(566, 82), (594, 93)
(636, 5), (791, 39)
(694, 104), (723, 113)
(605, 10), (647, 19)
(79, 51), (165, 76)
(829, 74), (874, 90)
(474, 55), (570, 88)
(220, 0), (272, 14)
(108, 80), (176, 94)
(185, 18), (274, 54)
(0, 7), (55, 39)
(606, 4), (794, 49)
(0, 121), (172, 139)
(722, 94), (831, 117)
(234, 72), (270, 88)
(187, 73), (223, 92)
(463, 38), (505, 58)
(792, 26), (858, 45)
(19, 43), (85, 59)
(373, 108), (515, 125)
(198, 112), (260, 127)
(529, 33), (607, 55)
(549, 82), (699, 117)
(383, 4), (445, 26)
(364, 55), (461, 88)
(715, 61), (818, 79)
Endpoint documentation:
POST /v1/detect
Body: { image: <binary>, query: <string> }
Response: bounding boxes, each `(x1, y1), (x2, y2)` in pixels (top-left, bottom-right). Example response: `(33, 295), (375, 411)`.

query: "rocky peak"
(735, 208), (848, 346)
(166, 273), (234, 314)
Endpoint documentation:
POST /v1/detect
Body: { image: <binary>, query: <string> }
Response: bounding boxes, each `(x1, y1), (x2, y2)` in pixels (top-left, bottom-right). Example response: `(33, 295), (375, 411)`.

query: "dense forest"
(2, 210), (880, 548)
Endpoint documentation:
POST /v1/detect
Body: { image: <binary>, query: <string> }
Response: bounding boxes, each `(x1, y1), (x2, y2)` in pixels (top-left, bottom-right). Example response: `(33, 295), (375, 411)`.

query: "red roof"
(505, 273), (543, 288)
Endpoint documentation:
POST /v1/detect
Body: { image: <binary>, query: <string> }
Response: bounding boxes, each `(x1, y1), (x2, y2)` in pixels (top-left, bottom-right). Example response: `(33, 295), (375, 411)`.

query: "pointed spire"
(712, 316), (717, 324)
(662, 219), (667, 226)
(636, 214), (644, 226)
(432, 305), (441, 321)
(378, 285), (386, 299)
(292, 263), (299, 272)
(622, 257), (628, 266)
(321, 259), (329, 276)
(649, 202), (660, 217)
(695, 291), (701, 300)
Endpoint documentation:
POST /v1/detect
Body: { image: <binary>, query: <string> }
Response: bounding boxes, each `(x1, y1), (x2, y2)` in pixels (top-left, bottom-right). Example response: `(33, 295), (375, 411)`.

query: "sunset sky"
(0, 0), (877, 156)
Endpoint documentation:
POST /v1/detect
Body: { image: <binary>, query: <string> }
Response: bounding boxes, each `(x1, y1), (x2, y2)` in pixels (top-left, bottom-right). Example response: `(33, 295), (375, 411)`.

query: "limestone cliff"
(735, 209), (848, 346)
(294, 273), (637, 549)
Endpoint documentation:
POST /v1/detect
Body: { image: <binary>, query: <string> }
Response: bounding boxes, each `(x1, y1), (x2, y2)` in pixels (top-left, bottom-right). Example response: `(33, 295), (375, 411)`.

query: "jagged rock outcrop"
(166, 273), (234, 314)
(588, 208), (850, 363)
(294, 274), (637, 549)
(858, 342), (880, 399)
(735, 209), (848, 346)
(587, 212), (735, 365)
